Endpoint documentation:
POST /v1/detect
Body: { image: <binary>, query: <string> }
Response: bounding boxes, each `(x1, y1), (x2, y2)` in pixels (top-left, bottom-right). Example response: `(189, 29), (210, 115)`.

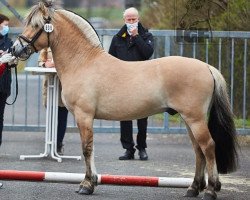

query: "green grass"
(234, 118), (250, 128)
(152, 113), (250, 128)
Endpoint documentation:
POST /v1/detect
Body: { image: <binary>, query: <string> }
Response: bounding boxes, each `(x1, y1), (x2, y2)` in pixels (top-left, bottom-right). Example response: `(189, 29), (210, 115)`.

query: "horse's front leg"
(76, 116), (97, 195)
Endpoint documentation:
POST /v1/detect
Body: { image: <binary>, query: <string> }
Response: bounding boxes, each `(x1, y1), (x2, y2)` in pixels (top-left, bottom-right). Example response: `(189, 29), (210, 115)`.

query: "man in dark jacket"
(0, 14), (14, 148)
(109, 7), (154, 161)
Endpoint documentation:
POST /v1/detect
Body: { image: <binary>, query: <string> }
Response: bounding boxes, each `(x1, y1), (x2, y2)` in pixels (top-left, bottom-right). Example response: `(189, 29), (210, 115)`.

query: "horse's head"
(12, 0), (56, 60)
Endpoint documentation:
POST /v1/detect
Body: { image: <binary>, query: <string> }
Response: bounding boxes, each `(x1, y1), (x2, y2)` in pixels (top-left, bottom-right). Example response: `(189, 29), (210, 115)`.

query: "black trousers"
(57, 106), (68, 146)
(0, 92), (7, 146)
(120, 117), (148, 150)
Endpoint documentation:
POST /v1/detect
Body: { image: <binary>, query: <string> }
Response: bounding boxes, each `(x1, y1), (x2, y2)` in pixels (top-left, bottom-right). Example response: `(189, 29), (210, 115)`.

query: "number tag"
(44, 23), (54, 33)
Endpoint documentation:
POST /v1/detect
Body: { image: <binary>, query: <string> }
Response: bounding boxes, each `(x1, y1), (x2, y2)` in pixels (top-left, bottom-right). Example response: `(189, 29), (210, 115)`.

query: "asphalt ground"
(0, 132), (249, 200)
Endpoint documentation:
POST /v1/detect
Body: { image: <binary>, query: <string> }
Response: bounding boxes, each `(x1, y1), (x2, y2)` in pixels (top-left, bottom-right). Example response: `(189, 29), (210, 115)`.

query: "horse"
(11, 1), (238, 200)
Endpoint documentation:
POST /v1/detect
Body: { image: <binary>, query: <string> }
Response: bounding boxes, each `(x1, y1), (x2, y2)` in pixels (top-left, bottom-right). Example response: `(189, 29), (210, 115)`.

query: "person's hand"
(0, 53), (14, 64)
(44, 59), (55, 68)
(130, 26), (138, 37)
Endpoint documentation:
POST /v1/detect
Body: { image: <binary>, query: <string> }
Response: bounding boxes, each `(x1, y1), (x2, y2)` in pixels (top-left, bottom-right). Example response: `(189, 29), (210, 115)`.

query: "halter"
(15, 17), (52, 60)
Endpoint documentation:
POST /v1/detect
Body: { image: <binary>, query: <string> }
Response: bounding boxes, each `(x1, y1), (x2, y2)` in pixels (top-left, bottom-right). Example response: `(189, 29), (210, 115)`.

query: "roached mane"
(24, 1), (101, 48)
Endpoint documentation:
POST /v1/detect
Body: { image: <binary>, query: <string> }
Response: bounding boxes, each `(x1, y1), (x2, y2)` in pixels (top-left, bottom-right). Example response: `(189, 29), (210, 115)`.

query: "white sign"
(44, 23), (54, 33)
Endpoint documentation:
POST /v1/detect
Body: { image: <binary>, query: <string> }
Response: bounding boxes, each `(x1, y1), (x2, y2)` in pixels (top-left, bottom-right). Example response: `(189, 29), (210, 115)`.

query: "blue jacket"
(109, 23), (154, 61)
(0, 35), (13, 97)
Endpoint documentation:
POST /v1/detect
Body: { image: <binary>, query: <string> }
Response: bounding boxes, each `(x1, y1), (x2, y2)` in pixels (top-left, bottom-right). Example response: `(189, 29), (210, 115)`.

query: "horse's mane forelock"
(57, 10), (101, 48)
(25, 3), (54, 28)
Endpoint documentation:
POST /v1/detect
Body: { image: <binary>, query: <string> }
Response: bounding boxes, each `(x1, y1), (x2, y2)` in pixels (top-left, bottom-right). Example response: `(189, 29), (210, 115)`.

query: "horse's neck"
(50, 20), (103, 75)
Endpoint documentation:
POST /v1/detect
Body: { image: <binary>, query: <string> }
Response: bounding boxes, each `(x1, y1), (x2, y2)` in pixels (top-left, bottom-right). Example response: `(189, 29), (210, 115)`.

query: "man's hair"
(123, 7), (139, 18)
(0, 14), (9, 24)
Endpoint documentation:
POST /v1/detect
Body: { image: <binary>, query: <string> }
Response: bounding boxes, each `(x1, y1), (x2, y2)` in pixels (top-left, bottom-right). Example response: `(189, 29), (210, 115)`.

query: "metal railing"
(3, 28), (250, 134)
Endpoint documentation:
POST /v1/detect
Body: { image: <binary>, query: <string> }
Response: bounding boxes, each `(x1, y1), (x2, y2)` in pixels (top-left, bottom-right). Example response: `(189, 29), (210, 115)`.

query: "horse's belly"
(94, 100), (166, 121)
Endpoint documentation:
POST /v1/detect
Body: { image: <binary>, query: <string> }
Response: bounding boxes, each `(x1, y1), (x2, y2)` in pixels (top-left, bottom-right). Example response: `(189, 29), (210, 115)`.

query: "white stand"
(20, 67), (81, 162)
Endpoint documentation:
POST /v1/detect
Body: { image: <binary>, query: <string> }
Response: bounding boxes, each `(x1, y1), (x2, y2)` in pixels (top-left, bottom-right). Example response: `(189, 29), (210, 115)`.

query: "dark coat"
(0, 35), (13, 97)
(109, 23), (154, 61)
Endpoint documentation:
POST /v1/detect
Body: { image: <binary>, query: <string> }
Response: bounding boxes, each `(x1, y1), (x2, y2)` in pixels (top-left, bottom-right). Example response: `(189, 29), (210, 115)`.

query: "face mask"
(0, 25), (9, 36)
(126, 22), (138, 35)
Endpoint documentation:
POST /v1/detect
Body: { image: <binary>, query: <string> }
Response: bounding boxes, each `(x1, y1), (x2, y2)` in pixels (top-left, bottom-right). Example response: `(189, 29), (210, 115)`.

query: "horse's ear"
(40, 0), (54, 7)
(39, 0), (54, 15)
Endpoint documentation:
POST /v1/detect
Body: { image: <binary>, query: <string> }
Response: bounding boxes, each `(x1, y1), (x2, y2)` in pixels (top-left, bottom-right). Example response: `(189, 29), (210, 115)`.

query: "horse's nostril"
(11, 46), (19, 57)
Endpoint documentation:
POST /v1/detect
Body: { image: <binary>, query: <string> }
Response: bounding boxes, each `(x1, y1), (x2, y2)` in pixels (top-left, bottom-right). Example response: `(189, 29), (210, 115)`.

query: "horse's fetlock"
(81, 179), (92, 187)
(191, 179), (200, 190)
(208, 178), (216, 188)
(199, 178), (207, 191)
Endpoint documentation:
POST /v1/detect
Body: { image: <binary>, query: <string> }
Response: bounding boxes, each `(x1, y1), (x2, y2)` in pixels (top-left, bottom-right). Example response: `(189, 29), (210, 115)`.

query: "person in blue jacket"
(109, 7), (154, 160)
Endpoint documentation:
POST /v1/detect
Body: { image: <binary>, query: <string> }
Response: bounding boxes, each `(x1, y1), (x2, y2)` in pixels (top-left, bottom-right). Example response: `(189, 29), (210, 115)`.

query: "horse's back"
(92, 55), (214, 120)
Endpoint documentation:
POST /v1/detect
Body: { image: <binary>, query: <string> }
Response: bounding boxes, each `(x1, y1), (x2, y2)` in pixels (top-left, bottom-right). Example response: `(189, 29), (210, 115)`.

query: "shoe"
(138, 149), (148, 160)
(57, 144), (64, 156)
(0, 182), (3, 188)
(119, 149), (135, 160)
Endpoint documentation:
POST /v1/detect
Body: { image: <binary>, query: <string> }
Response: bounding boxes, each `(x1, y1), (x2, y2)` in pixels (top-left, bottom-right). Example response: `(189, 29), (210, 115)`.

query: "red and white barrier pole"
(0, 170), (192, 188)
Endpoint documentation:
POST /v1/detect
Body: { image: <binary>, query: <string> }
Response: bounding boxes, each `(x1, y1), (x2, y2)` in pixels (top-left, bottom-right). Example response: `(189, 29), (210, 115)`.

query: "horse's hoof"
(77, 185), (94, 195)
(214, 181), (221, 192)
(202, 192), (217, 200)
(184, 188), (199, 197)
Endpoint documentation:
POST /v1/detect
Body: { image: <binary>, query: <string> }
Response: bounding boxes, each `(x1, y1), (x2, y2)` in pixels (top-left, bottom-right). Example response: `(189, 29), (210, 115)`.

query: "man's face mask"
(0, 25), (9, 36)
(126, 22), (138, 35)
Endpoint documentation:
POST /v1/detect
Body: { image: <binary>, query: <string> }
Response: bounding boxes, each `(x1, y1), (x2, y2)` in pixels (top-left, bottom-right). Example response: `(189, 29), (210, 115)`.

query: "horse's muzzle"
(11, 41), (33, 61)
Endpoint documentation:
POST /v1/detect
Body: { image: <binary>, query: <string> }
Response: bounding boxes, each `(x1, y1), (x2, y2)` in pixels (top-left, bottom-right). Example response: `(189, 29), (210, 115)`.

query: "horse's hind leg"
(75, 115), (97, 195)
(184, 123), (206, 197)
(184, 117), (221, 200)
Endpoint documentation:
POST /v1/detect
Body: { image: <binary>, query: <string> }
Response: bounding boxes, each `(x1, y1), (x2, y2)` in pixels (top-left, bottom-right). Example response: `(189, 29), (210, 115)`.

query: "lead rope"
(6, 65), (18, 105)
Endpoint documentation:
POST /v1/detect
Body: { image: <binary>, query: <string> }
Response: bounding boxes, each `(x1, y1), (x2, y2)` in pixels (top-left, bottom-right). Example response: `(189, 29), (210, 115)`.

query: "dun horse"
(12, 1), (238, 200)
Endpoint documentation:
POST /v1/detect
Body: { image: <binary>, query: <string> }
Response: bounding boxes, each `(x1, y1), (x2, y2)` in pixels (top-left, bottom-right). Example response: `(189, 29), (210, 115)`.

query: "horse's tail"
(207, 65), (239, 174)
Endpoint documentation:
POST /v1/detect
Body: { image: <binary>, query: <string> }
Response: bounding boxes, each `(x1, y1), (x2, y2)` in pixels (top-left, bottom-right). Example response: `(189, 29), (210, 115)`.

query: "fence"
(3, 28), (250, 134)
